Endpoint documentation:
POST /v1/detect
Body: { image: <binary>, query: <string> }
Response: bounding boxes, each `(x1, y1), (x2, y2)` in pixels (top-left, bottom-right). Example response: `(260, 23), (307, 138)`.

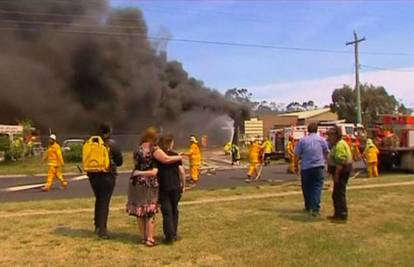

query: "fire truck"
(370, 115), (414, 172)
(269, 121), (363, 159)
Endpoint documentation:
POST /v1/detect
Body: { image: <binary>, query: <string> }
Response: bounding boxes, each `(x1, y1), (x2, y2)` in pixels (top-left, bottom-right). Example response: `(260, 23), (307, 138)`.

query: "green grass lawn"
(0, 152), (135, 176)
(1, 176), (414, 266)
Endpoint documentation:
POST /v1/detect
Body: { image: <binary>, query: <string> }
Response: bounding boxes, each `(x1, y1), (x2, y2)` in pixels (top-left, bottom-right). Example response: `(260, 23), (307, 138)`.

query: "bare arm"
(132, 168), (158, 177)
(153, 149), (182, 164)
(178, 165), (186, 192)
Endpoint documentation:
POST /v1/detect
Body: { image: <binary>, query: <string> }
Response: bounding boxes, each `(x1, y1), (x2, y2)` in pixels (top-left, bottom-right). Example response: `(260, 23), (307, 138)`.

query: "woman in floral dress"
(126, 127), (182, 247)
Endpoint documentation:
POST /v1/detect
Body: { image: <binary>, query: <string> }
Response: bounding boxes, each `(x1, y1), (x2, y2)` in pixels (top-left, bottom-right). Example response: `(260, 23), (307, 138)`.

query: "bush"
(64, 144), (82, 163)
(0, 135), (10, 161)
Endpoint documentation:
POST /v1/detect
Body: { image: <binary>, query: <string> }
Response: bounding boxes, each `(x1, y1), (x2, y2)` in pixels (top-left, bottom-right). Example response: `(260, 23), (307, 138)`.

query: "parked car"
(62, 139), (84, 151)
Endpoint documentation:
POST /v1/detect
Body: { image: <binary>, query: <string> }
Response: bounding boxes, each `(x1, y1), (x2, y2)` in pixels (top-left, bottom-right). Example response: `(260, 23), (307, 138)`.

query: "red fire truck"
(371, 115), (414, 172)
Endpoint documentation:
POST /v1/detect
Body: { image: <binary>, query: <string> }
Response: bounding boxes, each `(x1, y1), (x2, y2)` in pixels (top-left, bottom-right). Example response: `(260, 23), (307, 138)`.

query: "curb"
(1, 180), (414, 218)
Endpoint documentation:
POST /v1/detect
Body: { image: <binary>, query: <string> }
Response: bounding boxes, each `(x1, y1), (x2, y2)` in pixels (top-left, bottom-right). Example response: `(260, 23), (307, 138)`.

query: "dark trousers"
(332, 165), (351, 218)
(159, 189), (181, 241)
(88, 173), (116, 233)
(301, 166), (324, 212)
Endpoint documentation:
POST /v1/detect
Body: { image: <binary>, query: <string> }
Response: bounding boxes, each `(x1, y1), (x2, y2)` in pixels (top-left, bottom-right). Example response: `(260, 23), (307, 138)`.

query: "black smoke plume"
(0, 0), (248, 144)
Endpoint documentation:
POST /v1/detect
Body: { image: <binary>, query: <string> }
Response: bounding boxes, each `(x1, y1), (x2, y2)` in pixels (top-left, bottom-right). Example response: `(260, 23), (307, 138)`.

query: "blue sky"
(110, 0), (414, 106)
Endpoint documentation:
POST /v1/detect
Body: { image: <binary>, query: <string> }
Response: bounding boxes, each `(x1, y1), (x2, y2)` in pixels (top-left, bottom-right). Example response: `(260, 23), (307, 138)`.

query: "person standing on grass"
(326, 126), (353, 222)
(41, 134), (67, 192)
(126, 127), (182, 247)
(294, 122), (330, 216)
(157, 134), (186, 244)
(86, 124), (123, 239)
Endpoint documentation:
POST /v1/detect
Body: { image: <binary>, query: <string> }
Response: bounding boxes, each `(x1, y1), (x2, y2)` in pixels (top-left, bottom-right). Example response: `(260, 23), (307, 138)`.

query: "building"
(243, 117), (264, 142)
(259, 108), (338, 136)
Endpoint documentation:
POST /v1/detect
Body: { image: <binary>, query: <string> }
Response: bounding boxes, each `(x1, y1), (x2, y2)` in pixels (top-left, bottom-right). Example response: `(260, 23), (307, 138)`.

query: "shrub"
(64, 144), (82, 163)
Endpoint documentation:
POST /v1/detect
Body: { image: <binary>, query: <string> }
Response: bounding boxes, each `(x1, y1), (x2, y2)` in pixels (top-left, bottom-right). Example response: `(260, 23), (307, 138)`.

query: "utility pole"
(346, 31), (366, 125)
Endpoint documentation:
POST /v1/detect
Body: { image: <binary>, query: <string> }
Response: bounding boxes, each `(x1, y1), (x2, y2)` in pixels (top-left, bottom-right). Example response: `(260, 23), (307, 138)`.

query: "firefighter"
(41, 134), (67, 192)
(245, 139), (262, 182)
(286, 136), (296, 174)
(231, 143), (241, 166)
(363, 138), (380, 177)
(224, 142), (232, 155)
(185, 135), (202, 186)
(350, 137), (362, 162)
(261, 137), (273, 166)
(10, 136), (24, 161)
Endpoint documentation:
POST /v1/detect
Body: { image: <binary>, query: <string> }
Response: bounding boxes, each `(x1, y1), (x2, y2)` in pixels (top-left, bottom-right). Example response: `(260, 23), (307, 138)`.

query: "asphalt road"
(0, 164), (299, 202)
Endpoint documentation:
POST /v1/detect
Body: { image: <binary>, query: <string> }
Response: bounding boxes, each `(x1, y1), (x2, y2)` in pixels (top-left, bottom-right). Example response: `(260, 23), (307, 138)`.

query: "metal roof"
(279, 108), (332, 119)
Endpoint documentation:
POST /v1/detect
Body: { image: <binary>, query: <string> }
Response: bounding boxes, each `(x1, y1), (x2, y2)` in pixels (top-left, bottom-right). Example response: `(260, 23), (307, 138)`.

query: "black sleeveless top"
(156, 150), (182, 192)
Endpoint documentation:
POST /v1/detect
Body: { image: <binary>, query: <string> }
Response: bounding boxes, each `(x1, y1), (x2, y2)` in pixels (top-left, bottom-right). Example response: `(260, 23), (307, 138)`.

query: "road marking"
(0, 175), (89, 192)
(1, 180), (414, 218)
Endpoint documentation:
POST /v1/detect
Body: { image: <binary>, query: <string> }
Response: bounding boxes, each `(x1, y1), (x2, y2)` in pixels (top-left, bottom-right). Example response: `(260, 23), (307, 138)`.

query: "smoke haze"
(0, 0), (248, 144)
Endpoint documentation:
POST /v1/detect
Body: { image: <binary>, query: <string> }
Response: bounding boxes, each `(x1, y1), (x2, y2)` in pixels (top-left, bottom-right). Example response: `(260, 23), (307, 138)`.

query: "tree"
(331, 84), (411, 126)
(225, 88), (253, 104)
(286, 100), (317, 112)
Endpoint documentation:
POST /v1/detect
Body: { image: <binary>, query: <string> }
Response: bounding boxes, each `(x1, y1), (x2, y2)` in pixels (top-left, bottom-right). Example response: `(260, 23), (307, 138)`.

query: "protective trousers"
(288, 157), (296, 173)
(367, 162), (378, 177)
(248, 162), (259, 177)
(190, 164), (200, 182)
(44, 166), (67, 189)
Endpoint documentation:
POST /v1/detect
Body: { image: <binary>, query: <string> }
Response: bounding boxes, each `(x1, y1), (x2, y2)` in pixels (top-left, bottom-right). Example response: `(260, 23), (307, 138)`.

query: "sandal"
(145, 239), (157, 247)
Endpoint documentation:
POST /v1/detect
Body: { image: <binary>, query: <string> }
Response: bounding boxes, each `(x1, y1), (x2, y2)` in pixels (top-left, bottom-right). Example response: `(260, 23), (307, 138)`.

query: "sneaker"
(310, 210), (320, 217)
(60, 183), (68, 190)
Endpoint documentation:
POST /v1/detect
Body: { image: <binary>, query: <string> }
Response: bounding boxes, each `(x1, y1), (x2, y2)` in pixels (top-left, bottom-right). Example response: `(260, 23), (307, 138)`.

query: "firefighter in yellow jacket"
(42, 134), (67, 192)
(286, 136), (296, 173)
(246, 139), (262, 181)
(261, 137), (273, 166)
(363, 138), (380, 177)
(185, 135), (202, 185)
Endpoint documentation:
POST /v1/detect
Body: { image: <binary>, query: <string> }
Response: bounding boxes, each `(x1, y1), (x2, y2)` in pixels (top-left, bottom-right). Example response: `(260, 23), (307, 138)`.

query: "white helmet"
(49, 134), (57, 141)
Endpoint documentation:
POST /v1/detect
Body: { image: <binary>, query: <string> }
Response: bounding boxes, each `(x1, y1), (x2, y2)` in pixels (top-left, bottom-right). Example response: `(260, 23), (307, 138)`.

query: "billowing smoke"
(0, 0), (248, 144)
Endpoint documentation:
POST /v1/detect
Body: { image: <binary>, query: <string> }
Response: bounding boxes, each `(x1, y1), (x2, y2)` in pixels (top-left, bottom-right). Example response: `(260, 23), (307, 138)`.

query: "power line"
(0, 19), (147, 31)
(360, 64), (414, 73)
(0, 25), (354, 54)
(1, 11), (414, 57)
(0, 10), (143, 23)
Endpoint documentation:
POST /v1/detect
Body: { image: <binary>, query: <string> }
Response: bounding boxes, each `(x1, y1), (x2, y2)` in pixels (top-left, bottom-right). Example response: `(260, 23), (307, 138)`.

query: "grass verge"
(1, 176), (414, 266)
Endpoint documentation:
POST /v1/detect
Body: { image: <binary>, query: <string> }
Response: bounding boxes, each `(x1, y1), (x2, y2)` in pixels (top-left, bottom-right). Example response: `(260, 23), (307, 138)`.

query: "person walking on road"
(245, 139), (262, 182)
(261, 137), (273, 166)
(41, 134), (67, 192)
(327, 126), (353, 222)
(363, 138), (379, 178)
(157, 134), (186, 244)
(294, 122), (329, 216)
(85, 124), (123, 239)
(231, 142), (241, 166)
(286, 136), (296, 174)
(184, 135), (202, 187)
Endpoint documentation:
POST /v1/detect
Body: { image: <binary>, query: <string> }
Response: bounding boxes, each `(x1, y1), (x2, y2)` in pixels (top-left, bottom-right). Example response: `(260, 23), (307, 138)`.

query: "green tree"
(331, 84), (411, 125)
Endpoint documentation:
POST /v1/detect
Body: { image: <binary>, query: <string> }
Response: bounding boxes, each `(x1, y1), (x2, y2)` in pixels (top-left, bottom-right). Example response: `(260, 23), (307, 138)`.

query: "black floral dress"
(126, 144), (159, 218)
